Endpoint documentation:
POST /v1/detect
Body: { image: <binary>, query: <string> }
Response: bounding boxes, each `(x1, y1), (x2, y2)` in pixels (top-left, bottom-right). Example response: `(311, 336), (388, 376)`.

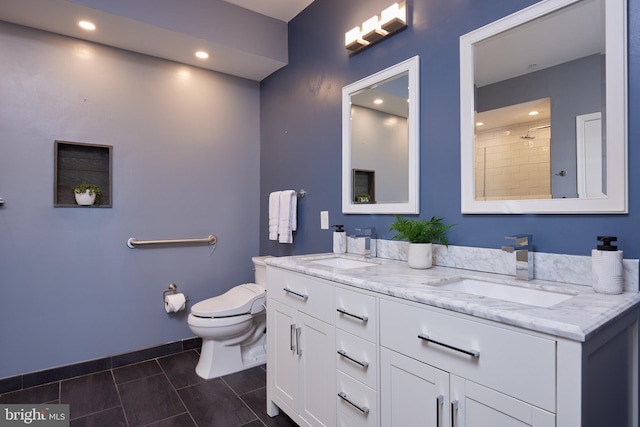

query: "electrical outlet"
(320, 211), (329, 229)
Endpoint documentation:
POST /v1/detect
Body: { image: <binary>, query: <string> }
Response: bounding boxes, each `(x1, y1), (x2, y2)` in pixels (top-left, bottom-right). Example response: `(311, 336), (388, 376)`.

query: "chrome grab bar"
(337, 349), (369, 368)
(127, 234), (217, 248)
(338, 392), (370, 414)
(336, 307), (368, 322)
(283, 288), (308, 300)
(418, 334), (480, 358)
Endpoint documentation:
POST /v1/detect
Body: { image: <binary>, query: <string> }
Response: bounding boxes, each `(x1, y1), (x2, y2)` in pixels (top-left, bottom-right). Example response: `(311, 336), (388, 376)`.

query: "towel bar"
(127, 234), (217, 249)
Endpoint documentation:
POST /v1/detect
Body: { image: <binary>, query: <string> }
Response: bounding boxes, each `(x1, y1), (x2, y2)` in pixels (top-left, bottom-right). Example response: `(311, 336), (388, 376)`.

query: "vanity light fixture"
(345, 1), (407, 53)
(78, 20), (96, 31)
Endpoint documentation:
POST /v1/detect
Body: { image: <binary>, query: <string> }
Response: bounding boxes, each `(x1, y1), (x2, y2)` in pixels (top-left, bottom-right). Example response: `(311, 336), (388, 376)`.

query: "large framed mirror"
(342, 56), (420, 214)
(460, 0), (627, 214)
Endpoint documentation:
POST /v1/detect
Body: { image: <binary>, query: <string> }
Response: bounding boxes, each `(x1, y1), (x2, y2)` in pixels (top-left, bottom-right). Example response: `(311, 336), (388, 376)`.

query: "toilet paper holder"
(163, 283), (189, 303)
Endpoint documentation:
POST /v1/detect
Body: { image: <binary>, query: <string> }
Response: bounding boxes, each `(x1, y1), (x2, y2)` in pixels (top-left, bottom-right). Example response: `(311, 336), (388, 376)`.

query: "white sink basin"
(428, 277), (575, 308)
(308, 257), (377, 269)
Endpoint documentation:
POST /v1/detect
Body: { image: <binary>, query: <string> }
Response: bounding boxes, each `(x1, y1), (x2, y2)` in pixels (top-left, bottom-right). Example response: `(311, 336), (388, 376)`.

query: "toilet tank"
(252, 256), (273, 286)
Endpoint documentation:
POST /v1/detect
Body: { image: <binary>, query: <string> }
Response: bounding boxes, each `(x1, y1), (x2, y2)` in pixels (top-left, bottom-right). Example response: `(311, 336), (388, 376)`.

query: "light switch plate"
(320, 211), (329, 229)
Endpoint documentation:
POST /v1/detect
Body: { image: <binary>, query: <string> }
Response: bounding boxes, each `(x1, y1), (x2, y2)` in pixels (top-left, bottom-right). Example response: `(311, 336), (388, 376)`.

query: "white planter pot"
(408, 243), (433, 269)
(74, 190), (96, 206)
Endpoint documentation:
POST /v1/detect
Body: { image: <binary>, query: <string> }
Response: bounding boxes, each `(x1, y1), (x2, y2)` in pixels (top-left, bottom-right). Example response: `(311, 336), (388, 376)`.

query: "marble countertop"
(266, 253), (640, 342)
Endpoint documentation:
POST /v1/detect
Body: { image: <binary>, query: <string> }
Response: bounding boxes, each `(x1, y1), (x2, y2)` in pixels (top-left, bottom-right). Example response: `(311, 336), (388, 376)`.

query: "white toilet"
(188, 256), (271, 379)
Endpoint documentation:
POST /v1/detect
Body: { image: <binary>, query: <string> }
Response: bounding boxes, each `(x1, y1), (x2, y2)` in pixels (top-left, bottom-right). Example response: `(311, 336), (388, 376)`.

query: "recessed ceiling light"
(195, 51), (209, 59)
(374, 99), (383, 104)
(528, 110), (539, 116)
(476, 122), (484, 126)
(78, 21), (96, 31)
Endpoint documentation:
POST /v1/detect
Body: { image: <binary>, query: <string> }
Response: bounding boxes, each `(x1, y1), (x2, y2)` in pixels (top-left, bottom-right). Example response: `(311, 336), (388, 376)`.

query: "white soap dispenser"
(332, 224), (346, 254)
(592, 236), (624, 294)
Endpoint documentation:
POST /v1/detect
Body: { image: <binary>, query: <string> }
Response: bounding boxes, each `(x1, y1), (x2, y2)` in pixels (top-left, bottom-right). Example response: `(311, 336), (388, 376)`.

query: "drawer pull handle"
(337, 349), (369, 368)
(451, 400), (459, 427)
(337, 307), (368, 322)
(338, 392), (370, 414)
(417, 334), (480, 358)
(436, 395), (444, 427)
(283, 287), (308, 300)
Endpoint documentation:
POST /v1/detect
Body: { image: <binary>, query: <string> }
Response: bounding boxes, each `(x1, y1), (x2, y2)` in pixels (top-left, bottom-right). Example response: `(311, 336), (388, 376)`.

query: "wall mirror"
(342, 56), (420, 214)
(460, 0), (627, 214)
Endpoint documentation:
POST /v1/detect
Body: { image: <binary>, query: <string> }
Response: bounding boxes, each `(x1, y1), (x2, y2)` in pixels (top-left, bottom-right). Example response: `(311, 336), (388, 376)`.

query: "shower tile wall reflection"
(475, 119), (550, 200)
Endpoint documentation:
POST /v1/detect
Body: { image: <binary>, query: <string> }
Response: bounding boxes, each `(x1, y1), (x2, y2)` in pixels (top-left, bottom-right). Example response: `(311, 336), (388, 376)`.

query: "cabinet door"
(450, 375), (555, 427)
(381, 347), (449, 427)
(298, 311), (336, 427)
(270, 300), (300, 416)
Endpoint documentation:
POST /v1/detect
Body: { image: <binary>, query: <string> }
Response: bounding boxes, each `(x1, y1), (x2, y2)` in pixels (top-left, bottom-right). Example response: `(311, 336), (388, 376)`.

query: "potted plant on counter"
(389, 214), (454, 269)
(73, 183), (101, 206)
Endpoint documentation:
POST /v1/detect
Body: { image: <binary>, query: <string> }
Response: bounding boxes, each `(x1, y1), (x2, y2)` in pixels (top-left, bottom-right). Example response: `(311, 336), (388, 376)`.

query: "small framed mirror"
(460, 0), (627, 214)
(342, 56), (420, 214)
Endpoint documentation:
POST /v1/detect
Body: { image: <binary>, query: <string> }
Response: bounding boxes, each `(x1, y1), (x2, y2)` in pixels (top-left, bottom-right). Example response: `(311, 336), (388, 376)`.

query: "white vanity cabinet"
(267, 268), (336, 427)
(267, 262), (640, 427)
(380, 299), (555, 426)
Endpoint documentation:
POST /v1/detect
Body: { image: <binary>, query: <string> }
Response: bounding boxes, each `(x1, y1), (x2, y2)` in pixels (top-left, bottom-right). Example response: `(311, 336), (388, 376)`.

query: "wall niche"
(54, 141), (112, 207)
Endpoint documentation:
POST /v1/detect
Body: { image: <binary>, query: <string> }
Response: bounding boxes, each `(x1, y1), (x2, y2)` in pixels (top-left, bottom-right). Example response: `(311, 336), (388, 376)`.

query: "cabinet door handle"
(338, 392), (370, 414)
(283, 287), (308, 300)
(451, 400), (459, 427)
(337, 349), (369, 368)
(295, 327), (302, 355)
(417, 334), (480, 358)
(436, 395), (444, 427)
(336, 307), (368, 322)
(290, 324), (297, 352)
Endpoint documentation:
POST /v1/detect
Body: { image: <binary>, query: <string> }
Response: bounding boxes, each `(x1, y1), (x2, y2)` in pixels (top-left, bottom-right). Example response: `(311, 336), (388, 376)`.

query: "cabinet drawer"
(335, 287), (377, 343)
(268, 267), (334, 324)
(336, 329), (377, 390)
(380, 299), (556, 412)
(336, 370), (377, 427)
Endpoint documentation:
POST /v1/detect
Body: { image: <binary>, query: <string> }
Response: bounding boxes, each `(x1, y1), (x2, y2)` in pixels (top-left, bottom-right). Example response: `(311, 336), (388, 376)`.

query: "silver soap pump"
(332, 225), (346, 254)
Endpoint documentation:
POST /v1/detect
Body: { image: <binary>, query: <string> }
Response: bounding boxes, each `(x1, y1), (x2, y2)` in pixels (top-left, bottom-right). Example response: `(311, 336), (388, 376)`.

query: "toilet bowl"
(187, 256), (271, 379)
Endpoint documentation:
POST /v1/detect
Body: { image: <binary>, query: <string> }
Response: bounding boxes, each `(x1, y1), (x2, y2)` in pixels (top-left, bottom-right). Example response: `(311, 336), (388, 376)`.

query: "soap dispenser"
(592, 236), (624, 294)
(332, 225), (346, 254)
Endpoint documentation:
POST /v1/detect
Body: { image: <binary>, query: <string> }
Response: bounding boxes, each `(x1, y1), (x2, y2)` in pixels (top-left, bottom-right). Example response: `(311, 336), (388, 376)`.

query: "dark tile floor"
(0, 350), (298, 427)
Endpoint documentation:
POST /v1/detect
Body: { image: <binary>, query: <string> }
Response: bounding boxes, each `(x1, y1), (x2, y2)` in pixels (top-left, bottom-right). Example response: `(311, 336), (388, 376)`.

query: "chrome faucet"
(501, 234), (533, 280)
(353, 227), (376, 257)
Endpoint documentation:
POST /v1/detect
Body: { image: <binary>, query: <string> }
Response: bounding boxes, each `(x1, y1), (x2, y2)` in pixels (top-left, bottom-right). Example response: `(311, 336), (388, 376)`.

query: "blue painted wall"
(0, 22), (261, 378)
(260, 0), (640, 259)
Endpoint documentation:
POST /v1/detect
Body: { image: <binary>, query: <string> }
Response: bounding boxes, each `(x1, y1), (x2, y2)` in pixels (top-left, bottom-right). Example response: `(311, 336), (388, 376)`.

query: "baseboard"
(0, 337), (202, 395)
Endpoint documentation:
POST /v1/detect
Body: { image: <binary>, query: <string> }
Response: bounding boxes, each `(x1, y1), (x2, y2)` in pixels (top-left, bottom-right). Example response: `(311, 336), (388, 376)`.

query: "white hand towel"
(269, 191), (281, 241)
(278, 190), (297, 244)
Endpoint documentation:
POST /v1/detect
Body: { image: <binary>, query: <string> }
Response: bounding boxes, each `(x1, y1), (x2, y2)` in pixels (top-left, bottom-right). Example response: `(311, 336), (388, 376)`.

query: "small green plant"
(389, 214), (454, 245)
(73, 183), (101, 204)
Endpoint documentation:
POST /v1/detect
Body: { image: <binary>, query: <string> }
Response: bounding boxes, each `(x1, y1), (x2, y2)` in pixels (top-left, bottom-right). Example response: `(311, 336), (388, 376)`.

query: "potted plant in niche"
(389, 214), (454, 269)
(73, 183), (101, 206)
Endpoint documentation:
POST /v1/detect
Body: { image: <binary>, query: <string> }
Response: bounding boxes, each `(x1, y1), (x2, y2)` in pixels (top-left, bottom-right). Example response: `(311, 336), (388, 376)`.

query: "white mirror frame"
(460, 0), (627, 214)
(342, 56), (420, 214)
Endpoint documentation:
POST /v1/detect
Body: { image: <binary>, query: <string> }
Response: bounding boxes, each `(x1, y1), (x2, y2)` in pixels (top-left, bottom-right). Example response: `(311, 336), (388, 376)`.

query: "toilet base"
(195, 335), (267, 380)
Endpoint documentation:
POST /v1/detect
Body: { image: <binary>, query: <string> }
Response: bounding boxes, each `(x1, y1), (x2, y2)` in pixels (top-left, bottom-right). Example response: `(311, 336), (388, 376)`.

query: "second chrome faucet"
(501, 234), (533, 280)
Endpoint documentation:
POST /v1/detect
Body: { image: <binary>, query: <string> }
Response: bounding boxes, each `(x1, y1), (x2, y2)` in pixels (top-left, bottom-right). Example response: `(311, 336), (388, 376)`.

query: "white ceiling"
(0, 0), (315, 81)
(224, 0), (314, 23)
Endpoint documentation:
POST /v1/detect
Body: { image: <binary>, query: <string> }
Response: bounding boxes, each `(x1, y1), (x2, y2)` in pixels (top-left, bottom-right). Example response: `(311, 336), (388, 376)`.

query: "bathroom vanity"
(265, 253), (640, 427)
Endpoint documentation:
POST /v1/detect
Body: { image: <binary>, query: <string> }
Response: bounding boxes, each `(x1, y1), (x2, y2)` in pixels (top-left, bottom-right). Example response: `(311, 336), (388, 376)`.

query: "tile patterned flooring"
(0, 350), (298, 427)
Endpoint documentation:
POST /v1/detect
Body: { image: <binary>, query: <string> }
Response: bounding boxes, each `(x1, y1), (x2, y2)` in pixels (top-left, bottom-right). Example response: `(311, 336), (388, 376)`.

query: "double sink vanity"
(265, 252), (640, 427)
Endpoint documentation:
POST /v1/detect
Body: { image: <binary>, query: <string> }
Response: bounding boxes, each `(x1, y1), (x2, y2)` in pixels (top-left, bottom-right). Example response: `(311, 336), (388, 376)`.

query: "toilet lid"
(191, 283), (266, 317)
